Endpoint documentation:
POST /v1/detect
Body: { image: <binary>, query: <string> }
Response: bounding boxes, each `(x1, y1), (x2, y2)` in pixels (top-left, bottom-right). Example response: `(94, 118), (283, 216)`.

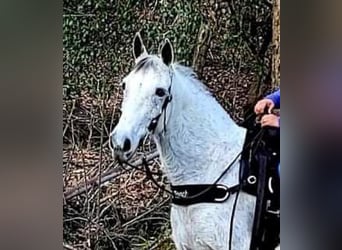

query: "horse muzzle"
(110, 132), (136, 161)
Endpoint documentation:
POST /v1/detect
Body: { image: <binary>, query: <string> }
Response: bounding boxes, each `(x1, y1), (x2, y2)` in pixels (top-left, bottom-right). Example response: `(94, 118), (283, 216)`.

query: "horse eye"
(122, 82), (126, 90)
(155, 88), (166, 97)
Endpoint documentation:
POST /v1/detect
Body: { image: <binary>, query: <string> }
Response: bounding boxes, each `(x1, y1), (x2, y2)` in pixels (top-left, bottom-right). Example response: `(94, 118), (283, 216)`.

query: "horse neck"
(154, 68), (246, 186)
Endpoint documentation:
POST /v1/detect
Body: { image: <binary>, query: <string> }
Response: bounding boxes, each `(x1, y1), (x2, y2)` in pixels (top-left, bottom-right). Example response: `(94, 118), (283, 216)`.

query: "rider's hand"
(254, 98), (275, 114)
(260, 114), (280, 128)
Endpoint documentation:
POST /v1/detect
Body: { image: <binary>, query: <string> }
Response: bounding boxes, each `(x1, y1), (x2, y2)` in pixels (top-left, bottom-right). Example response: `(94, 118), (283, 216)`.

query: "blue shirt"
(266, 89), (280, 108)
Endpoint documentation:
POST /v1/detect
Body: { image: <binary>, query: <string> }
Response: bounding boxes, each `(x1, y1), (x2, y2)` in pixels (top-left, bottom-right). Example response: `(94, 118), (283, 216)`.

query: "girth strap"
(171, 184), (240, 206)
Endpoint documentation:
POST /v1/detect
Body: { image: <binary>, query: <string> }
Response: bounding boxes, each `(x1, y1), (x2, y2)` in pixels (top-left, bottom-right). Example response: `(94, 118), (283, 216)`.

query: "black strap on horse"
(241, 110), (280, 250)
(147, 73), (173, 134)
(147, 88), (172, 133)
(169, 126), (264, 205)
(171, 184), (240, 205)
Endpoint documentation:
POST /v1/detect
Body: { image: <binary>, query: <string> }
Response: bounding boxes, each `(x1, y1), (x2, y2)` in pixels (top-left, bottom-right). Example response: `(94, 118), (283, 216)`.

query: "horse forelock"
(133, 55), (161, 74)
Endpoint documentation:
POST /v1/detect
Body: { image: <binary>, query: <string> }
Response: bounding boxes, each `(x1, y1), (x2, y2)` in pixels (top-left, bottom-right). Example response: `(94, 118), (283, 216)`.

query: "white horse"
(110, 33), (257, 250)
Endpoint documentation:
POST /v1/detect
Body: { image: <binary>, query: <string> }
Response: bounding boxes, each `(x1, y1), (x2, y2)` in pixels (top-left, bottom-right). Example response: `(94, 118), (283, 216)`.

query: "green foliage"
(63, 0), (202, 99)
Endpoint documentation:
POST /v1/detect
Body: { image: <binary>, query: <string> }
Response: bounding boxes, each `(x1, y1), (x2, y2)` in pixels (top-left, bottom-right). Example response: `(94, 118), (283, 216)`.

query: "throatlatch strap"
(171, 184), (240, 206)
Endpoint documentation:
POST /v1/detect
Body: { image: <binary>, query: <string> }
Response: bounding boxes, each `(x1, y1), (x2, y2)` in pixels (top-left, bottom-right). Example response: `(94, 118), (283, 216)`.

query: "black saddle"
(240, 113), (280, 250)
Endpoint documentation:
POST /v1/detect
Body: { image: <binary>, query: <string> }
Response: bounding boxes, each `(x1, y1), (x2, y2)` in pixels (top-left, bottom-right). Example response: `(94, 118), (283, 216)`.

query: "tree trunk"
(272, 0), (280, 88)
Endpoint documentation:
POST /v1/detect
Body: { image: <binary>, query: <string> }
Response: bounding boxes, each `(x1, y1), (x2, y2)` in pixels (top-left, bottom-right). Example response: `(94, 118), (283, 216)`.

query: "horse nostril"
(123, 138), (131, 152)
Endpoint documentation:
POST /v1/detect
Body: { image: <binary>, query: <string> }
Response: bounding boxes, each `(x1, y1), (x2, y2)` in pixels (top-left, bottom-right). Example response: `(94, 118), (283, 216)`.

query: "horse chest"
(170, 192), (255, 250)
(171, 204), (229, 249)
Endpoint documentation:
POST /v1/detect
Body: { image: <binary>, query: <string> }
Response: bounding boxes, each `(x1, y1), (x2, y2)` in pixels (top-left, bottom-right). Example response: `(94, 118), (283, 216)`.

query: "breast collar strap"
(171, 184), (241, 206)
(147, 71), (173, 134)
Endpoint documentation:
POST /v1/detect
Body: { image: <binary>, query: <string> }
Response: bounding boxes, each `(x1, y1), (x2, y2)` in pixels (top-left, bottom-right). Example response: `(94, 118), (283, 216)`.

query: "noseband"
(147, 70), (173, 134)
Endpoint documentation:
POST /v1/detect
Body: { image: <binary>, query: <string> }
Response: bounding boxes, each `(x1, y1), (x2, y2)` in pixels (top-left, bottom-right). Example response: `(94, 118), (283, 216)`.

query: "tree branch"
(64, 151), (159, 200)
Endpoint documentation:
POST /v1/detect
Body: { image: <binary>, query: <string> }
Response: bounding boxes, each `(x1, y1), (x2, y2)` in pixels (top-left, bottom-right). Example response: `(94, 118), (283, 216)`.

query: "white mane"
(172, 63), (211, 96)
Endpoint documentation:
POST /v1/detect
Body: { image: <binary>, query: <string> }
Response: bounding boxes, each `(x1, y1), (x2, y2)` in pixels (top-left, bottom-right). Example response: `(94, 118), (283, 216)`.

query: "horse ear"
(160, 39), (174, 66)
(133, 32), (147, 61)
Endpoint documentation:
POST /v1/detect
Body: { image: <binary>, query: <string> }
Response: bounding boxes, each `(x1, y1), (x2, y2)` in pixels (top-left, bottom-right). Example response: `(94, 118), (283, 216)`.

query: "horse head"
(110, 33), (174, 161)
